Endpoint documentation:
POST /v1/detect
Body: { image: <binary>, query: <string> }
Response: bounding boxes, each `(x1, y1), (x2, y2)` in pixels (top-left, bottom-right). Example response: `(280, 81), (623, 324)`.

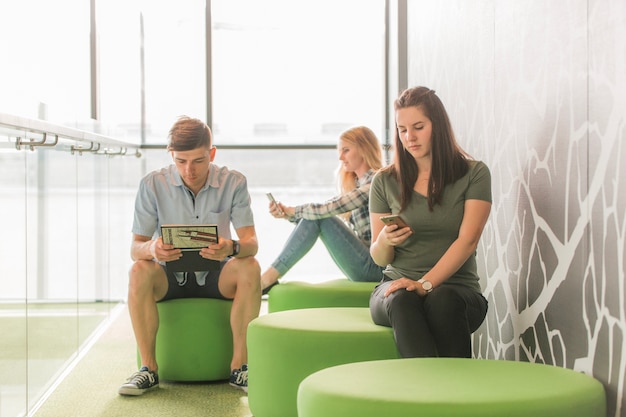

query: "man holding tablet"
(119, 116), (261, 395)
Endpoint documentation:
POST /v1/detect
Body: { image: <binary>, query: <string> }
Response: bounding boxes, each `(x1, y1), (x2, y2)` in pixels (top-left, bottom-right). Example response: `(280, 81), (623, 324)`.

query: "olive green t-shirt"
(369, 160), (491, 292)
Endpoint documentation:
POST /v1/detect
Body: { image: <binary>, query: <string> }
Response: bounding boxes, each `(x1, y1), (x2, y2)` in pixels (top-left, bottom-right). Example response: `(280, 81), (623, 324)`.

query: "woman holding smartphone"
(369, 86), (491, 358)
(261, 126), (385, 294)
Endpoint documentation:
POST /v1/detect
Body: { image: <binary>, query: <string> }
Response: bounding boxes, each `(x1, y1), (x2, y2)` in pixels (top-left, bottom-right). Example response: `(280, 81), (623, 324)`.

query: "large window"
(0, 0), (90, 123)
(97, 0), (388, 280)
(96, 0), (386, 146)
(1, 2), (389, 414)
(211, 0), (386, 146)
(97, 0), (207, 145)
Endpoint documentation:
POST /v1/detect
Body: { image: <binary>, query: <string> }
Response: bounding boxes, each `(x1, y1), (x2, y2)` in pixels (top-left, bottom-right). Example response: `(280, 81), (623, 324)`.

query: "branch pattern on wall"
(406, 0), (625, 415)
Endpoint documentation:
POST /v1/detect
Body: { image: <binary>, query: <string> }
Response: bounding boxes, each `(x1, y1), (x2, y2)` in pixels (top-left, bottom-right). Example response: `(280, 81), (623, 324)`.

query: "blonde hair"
(336, 126), (383, 219)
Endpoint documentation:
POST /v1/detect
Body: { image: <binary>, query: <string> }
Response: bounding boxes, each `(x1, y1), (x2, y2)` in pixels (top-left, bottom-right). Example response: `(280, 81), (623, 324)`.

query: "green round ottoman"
(247, 307), (399, 417)
(137, 298), (233, 381)
(298, 358), (606, 417)
(267, 278), (378, 313)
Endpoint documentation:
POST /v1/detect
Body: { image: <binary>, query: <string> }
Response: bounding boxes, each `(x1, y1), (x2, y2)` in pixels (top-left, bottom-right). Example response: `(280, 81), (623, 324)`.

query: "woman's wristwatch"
(417, 278), (433, 293)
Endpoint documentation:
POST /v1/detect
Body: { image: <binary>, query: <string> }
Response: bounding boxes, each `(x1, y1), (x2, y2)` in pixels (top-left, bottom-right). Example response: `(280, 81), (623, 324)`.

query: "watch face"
(421, 280), (432, 290)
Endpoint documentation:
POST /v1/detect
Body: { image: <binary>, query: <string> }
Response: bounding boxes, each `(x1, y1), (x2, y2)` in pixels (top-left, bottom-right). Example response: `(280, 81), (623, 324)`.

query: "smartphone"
(380, 214), (410, 229)
(266, 192), (284, 214)
(266, 192), (278, 206)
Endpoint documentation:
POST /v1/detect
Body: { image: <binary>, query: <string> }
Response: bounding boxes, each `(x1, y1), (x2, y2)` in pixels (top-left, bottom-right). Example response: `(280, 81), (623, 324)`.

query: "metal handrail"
(138, 143), (339, 150)
(1, 112), (390, 154)
(0, 112), (141, 157)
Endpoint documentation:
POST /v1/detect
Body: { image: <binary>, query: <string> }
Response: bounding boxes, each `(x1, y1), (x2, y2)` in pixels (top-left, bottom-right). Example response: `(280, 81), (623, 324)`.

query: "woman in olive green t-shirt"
(369, 86), (492, 358)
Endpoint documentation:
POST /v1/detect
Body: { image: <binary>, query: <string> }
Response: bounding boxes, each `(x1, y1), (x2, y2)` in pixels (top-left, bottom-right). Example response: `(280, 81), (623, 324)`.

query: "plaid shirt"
(292, 169), (375, 247)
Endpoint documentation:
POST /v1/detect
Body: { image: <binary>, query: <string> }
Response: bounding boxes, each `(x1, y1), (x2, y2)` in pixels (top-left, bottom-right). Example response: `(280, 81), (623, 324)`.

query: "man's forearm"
(236, 237), (258, 258)
(131, 239), (155, 261)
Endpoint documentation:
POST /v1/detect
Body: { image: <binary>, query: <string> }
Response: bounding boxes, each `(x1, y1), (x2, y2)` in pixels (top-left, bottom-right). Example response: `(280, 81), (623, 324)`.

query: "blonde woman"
(261, 126), (384, 294)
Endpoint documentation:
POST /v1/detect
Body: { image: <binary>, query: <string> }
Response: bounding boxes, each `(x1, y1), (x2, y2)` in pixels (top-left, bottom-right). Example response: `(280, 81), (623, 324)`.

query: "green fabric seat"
(267, 278), (378, 313)
(137, 298), (233, 381)
(298, 358), (606, 417)
(247, 307), (399, 417)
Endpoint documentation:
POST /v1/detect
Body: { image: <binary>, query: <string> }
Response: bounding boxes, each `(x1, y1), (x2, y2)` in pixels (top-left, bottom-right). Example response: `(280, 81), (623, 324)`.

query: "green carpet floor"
(32, 305), (254, 417)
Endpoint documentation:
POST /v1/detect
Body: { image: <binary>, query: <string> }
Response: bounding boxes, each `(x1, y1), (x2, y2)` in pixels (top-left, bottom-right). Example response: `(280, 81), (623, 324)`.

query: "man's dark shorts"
(158, 259), (231, 302)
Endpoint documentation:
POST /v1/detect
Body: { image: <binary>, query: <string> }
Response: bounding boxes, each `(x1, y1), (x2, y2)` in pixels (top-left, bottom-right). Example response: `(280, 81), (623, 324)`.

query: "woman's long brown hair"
(388, 87), (470, 211)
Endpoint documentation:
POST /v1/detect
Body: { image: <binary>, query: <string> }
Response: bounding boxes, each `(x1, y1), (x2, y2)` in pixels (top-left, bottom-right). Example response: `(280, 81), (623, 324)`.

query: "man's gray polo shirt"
(132, 163), (255, 241)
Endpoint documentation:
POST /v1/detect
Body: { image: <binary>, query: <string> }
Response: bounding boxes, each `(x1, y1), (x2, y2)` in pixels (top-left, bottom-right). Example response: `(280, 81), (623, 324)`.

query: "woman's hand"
(269, 201), (294, 219)
(369, 212), (412, 267)
(385, 278), (428, 297)
(384, 277), (428, 297)
(380, 223), (413, 247)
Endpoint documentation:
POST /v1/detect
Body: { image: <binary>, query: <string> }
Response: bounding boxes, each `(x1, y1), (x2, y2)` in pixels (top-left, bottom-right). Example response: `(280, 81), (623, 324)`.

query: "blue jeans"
(271, 217), (383, 282)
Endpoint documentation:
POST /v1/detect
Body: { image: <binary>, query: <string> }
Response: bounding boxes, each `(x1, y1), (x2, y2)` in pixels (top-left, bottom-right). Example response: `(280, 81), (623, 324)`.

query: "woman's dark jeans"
(370, 279), (488, 358)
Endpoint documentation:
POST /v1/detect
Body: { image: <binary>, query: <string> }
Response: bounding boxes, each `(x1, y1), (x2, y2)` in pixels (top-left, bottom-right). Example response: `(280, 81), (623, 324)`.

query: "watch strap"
(231, 240), (240, 256)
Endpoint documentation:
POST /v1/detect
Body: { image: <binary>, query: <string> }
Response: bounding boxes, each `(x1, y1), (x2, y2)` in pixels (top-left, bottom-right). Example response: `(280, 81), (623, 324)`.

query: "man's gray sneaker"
(118, 366), (159, 396)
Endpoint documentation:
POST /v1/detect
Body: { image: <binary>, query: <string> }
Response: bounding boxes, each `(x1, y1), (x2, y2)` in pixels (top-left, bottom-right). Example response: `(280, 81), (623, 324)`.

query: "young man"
(118, 116), (261, 395)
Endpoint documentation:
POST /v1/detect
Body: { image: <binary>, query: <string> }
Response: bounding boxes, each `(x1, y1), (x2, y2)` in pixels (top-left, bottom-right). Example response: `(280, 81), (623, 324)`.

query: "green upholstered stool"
(138, 298), (233, 381)
(267, 278), (378, 313)
(247, 307), (399, 417)
(298, 358), (606, 417)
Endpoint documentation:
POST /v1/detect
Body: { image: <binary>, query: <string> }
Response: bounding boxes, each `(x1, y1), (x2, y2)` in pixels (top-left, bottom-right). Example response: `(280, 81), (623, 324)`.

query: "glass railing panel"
(1, 146), (28, 300)
(0, 115), (142, 416)
(106, 154), (145, 303)
(76, 149), (113, 349)
(0, 141), (28, 417)
(26, 145), (80, 412)
(0, 303), (27, 417)
(76, 151), (104, 303)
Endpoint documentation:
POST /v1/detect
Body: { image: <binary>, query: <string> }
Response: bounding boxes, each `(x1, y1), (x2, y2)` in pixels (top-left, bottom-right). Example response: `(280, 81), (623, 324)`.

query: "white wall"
(405, 1), (625, 415)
